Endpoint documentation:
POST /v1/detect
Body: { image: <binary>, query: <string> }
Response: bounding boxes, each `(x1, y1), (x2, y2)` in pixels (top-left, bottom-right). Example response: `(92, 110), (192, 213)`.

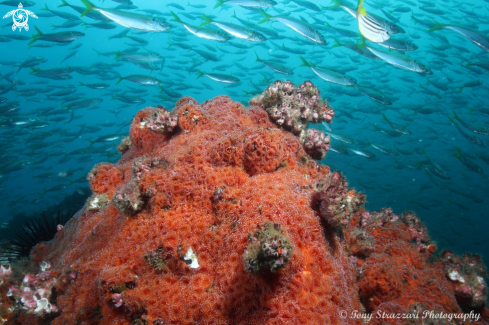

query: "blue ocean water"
(0, 0), (487, 266)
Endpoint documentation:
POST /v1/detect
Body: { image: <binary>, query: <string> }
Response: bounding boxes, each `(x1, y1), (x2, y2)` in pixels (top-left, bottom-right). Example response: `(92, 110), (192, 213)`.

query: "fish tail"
(327, 0), (343, 10)
(446, 115), (456, 124)
(88, 140), (94, 147)
(454, 147), (462, 158)
(231, 10), (237, 19)
(381, 113), (388, 121)
(114, 51), (121, 60)
(452, 110), (460, 121)
(427, 21), (445, 33)
(467, 107), (473, 114)
(331, 38), (342, 48)
(200, 14), (214, 28)
(28, 26), (42, 46)
(357, 0), (367, 16)
(80, 0), (95, 17)
(214, 0), (224, 9)
(258, 11), (272, 24)
(115, 76), (123, 85)
(78, 81), (84, 86)
(299, 56), (312, 67)
(58, 0), (68, 7)
(80, 20), (88, 29)
(41, 3), (49, 10)
(254, 51), (261, 62)
(357, 37), (367, 48)
(170, 11), (181, 23)
(457, 86), (463, 92)
(196, 69), (204, 80)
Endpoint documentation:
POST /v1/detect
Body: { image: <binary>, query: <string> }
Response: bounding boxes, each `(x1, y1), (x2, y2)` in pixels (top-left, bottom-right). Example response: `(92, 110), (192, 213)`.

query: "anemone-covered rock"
(242, 222), (293, 273)
(315, 171), (366, 229)
(250, 80), (335, 159)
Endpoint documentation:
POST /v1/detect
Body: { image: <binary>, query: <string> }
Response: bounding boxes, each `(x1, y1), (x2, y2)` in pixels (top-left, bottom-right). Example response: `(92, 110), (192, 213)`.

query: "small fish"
(15, 56), (47, 73)
(300, 56), (355, 86)
(454, 147), (484, 174)
(452, 111), (489, 135)
(0, 0), (35, 6)
(259, 11), (326, 44)
(447, 116), (484, 146)
(43, 184), (69, 195)
(80, 0), (172, 32)
(369, 142), (399, 156)
(346, 147), (376, 159)
(61, 50), (77, 64)
(371, 124), (403, 137)
(88, 134), (122, 147)
(42, 4), (79, 21)
(64, 98), (103, 110)
(112, 93), (145, 104)
(255, 52), (293, 75)
(196, 70), (240, 84)
(356, 0), (390, 43)
(324, 130), (355, 144)
(200, 14), (266, 42)
(82, 21), (117, 29)
(428, 22), (489, 53)
(115, 51), (162, 62)
(421, 149), (451, 180)
(382, 113), (411, 135)
(378, 38), (418, 51)
(116, 74), (160, 86)
(193, 49), (220, 62)
(353, 85), (392, 105)
(214, 0), (276, 9)
(457, 80), (483, 92)
(51, 20), (83, 30)
(290, 0), (322, 12)
(79, 82), (110, 89)
(170, 12), (230, 42)
(29, 27), (85, 46)
(361, 42), (432, 75)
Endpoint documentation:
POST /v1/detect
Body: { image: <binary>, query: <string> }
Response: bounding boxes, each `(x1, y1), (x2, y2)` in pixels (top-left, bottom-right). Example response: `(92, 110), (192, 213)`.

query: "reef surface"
(0, 81), (487, 325)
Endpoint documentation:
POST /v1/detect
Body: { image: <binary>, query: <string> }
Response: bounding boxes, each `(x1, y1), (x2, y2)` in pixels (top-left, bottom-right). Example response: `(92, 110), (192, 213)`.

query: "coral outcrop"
(0, 81), (487, 325)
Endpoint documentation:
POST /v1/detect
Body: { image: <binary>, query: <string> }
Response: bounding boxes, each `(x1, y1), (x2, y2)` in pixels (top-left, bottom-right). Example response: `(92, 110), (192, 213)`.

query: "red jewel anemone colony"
(0, 81), (487, 325)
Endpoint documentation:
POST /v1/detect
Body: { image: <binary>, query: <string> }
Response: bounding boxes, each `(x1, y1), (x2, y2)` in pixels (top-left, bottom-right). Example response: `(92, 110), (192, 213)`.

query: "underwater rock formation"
(0, 81), (487, 324)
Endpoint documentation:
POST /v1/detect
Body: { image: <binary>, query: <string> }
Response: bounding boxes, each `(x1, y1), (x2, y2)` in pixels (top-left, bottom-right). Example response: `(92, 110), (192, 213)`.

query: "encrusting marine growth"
(0, 81), (487, 324)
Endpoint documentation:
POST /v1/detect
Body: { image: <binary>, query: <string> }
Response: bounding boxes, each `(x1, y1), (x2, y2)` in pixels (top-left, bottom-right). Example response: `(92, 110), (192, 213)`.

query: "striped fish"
(356, 0), (390, 43)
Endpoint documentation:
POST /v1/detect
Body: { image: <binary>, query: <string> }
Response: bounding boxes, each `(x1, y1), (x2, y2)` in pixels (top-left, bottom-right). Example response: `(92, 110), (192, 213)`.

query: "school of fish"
(0, 0), (488, 258)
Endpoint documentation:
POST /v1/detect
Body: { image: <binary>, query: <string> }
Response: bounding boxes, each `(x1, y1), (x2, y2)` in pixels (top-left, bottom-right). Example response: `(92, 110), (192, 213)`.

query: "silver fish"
(171, 12), (230, 42)
(80, 0), (172, 32)
(300, 56), (356, 86)
(258, 12), (326, 44)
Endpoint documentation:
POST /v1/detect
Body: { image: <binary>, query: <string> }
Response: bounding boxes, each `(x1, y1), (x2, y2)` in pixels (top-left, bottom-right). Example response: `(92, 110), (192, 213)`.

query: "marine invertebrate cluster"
(242, 222), (293, 273)
(0, 81), (487, 324)
(434, 250), (488, 309)
(7, 263), (58, 316)
(250, 80), (335, 159)
(314, 171), (366, 229)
